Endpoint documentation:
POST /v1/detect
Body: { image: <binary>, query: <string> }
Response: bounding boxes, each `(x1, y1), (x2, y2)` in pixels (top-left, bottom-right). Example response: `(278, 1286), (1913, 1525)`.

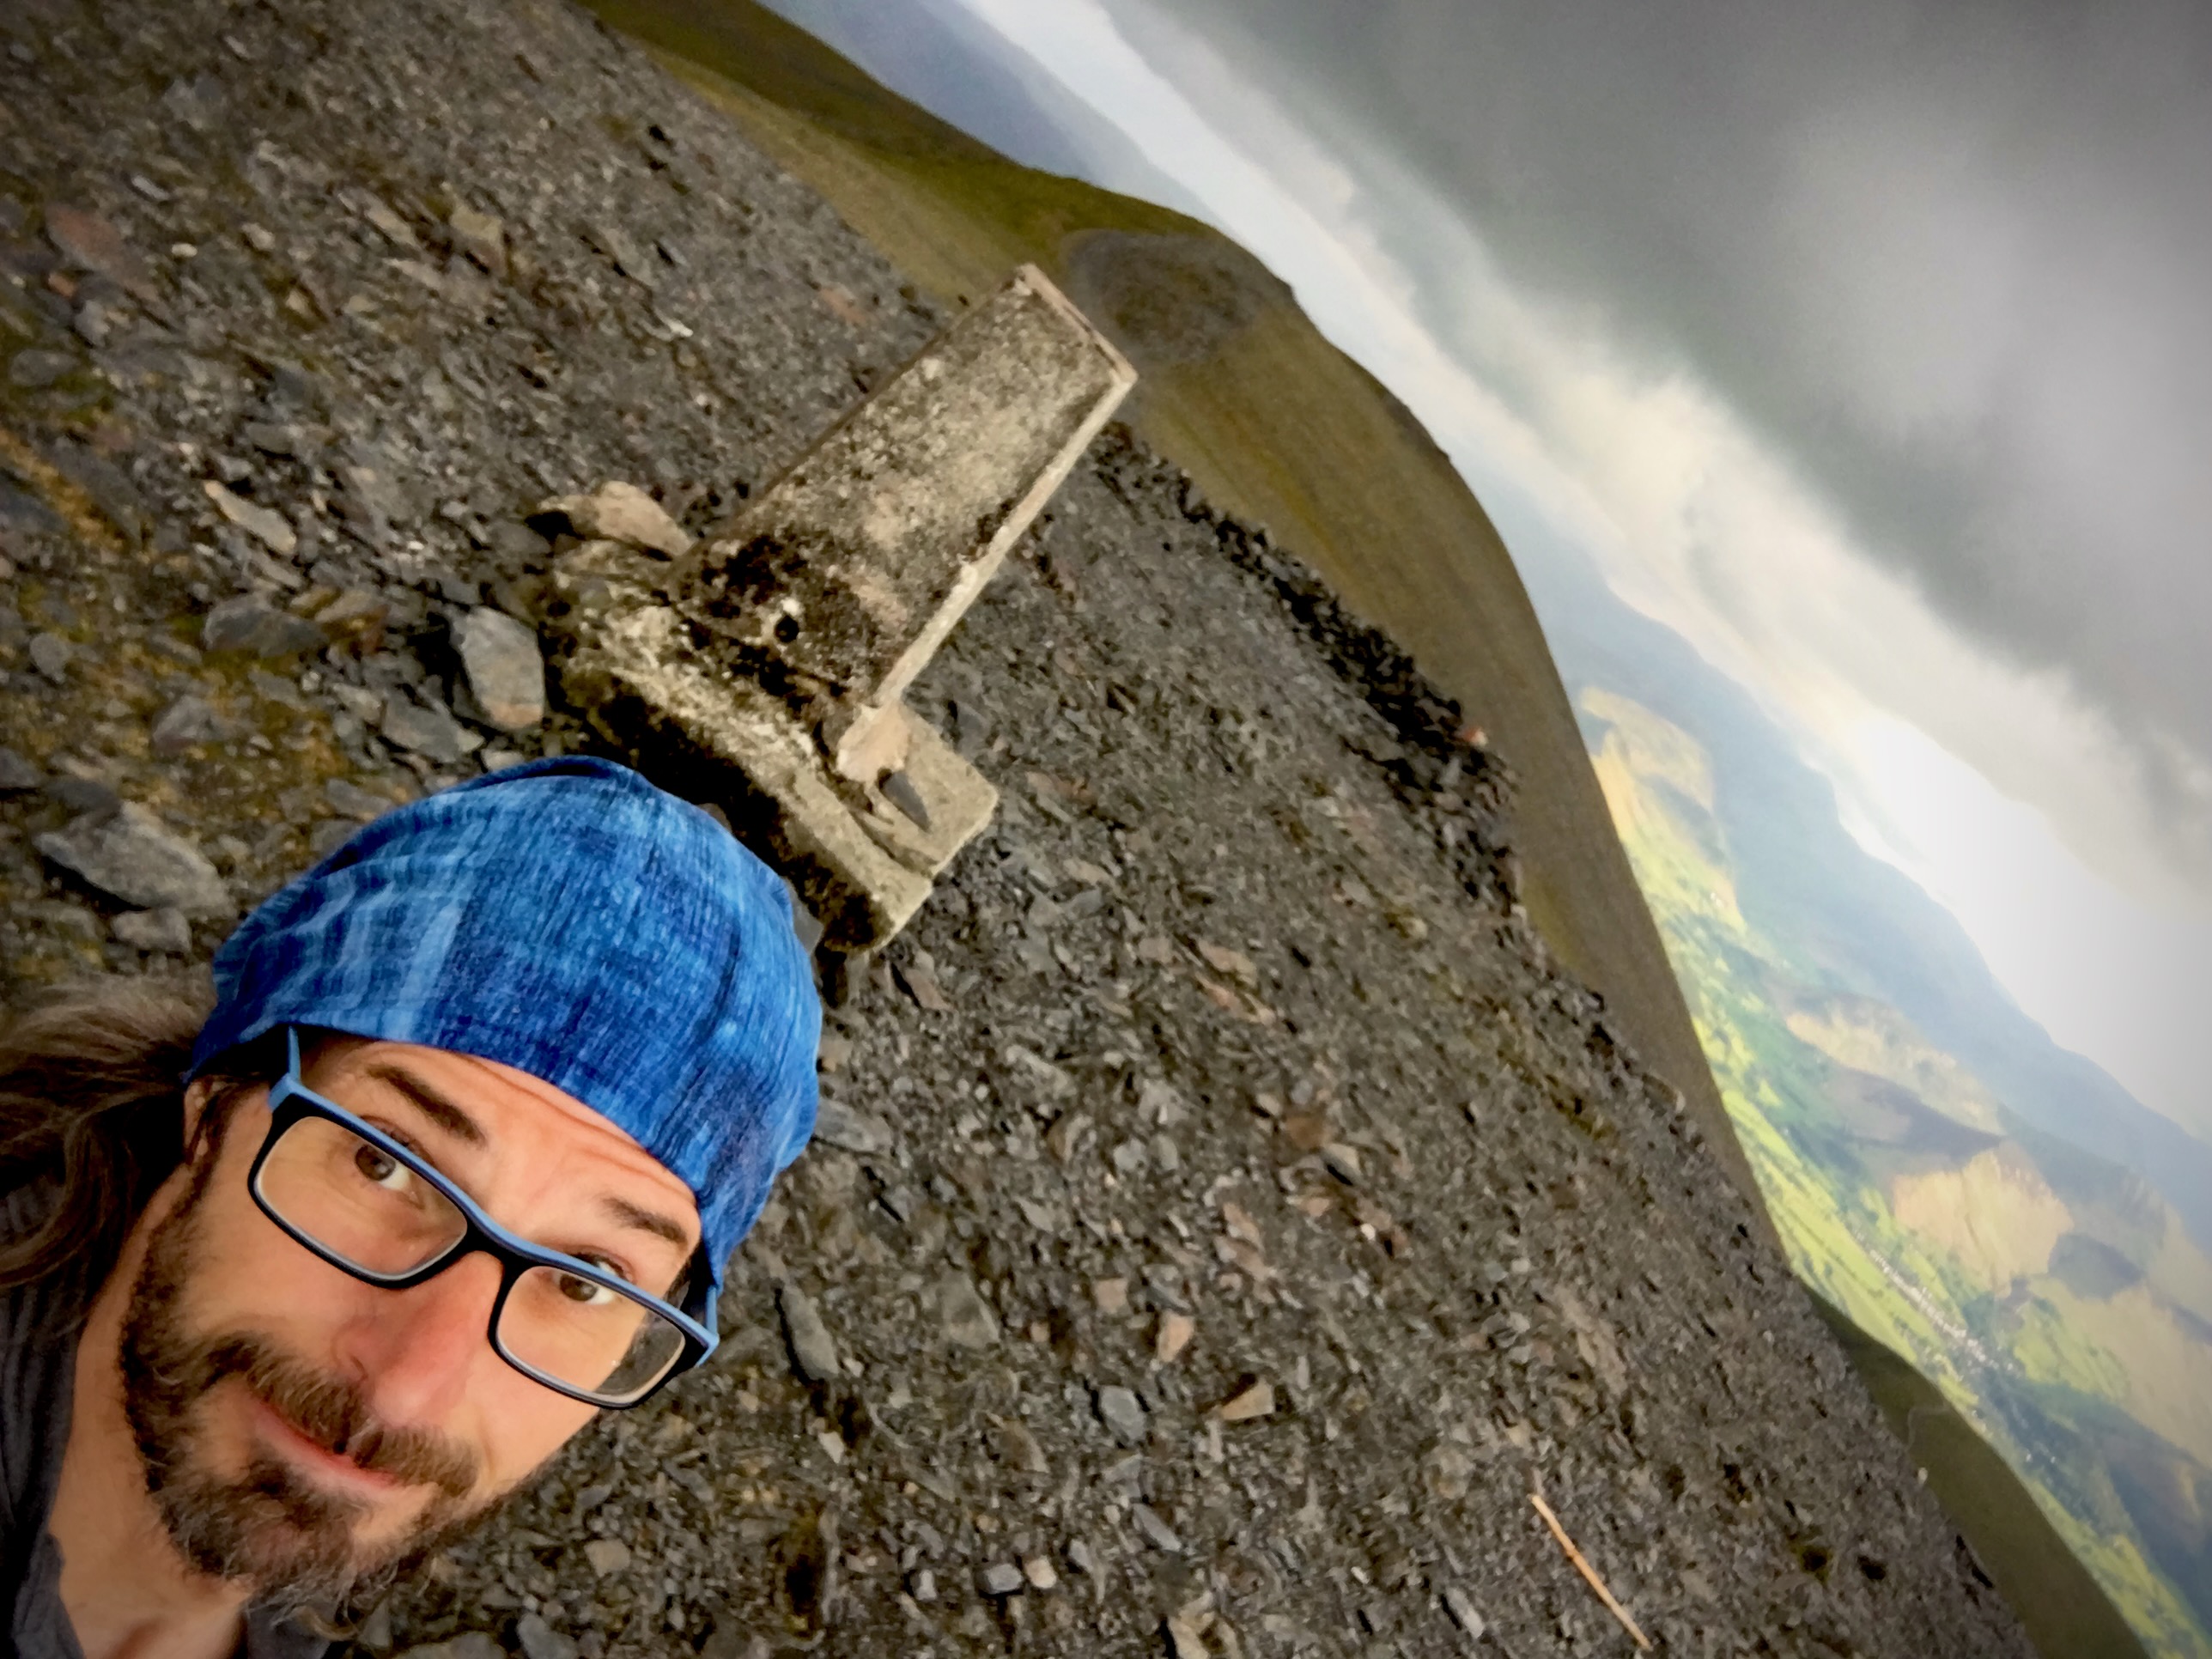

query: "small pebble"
(582, 1538), (630, 1577)
(1096, 1384), (1146, 1444)
(1132, 1504), (1183, 1553)
(27, 633), (74, 683)
(1218, 1378), (1275, 1422)
(1155, 1312), (1196, 1364)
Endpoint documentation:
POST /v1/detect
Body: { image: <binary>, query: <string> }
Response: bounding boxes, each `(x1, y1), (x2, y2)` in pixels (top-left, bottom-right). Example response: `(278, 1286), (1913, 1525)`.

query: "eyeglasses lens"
(259, 1115), (689, 1403)
(499, 1265), (690, 1403)
(257, 1114), (468, 1277)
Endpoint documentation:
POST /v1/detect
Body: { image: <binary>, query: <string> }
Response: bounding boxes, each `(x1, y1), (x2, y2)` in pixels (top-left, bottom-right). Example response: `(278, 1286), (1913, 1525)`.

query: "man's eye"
(352, 1142), (411, 1194)
(556, 1271), (617, 1306)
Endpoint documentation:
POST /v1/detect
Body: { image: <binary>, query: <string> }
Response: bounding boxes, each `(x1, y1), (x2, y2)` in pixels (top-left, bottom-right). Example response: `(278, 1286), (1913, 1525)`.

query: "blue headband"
(190, 757), (821, 1287)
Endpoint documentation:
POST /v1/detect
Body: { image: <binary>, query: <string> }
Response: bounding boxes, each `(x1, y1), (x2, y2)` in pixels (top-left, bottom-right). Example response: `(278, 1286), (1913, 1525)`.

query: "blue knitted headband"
(190, 757), (821, 1288)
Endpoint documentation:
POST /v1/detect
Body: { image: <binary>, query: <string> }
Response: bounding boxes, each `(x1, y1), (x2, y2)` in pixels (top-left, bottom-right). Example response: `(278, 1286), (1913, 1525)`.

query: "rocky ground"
(0, 1), (2035, 1656)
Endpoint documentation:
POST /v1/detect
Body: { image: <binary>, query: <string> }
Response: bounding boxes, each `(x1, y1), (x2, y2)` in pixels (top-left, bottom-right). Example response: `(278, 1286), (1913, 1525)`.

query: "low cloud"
(1097, 0), (2212, 895)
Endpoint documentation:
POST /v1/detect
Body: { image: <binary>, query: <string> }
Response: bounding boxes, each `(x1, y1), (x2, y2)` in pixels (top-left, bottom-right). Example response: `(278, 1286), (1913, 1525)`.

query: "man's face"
(119, 1039), (703, 1610)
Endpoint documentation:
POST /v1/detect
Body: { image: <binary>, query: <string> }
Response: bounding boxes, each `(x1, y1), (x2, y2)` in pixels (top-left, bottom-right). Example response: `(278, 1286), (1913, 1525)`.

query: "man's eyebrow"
(358, 1063), (489, 1147)
(354, 1065), (689, 1250)
(603, 1195), (691, 1249)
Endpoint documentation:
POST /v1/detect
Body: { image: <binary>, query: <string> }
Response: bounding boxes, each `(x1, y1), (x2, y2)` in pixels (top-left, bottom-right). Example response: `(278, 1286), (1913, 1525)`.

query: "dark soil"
(0, 0), (2033, 1655)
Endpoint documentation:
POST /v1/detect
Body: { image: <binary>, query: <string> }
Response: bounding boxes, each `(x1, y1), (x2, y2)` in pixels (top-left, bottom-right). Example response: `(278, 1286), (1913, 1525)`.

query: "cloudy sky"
(782, 0), (2212, 1139)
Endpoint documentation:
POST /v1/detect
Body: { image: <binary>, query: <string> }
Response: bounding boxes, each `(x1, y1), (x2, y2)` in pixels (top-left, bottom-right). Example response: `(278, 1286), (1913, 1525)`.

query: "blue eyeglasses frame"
(244, 1028), (719, 1409)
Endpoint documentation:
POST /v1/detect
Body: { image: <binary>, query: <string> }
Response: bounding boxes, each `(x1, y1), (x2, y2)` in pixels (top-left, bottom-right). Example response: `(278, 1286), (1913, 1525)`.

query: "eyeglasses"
(246, 1029), (718, 1408)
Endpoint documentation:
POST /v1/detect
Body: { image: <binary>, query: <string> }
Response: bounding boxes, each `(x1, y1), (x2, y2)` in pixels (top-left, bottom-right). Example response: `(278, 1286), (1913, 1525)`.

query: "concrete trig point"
(544, 266), (1135, 957)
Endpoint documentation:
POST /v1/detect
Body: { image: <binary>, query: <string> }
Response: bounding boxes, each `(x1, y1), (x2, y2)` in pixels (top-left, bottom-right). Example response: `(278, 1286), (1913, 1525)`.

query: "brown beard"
(116, 1141), (497, 1619)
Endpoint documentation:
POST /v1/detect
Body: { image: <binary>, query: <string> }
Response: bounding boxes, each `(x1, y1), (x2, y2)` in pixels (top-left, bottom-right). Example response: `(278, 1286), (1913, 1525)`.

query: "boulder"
(35, 803), (234, 918)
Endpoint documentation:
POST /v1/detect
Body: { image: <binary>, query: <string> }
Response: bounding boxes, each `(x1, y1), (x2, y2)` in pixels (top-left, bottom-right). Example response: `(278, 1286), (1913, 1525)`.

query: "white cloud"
(1843, 715), (2211, 1139)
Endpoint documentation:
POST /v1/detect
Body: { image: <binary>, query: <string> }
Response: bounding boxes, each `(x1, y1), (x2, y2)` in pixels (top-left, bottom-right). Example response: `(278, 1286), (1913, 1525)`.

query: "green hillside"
(1810, 1293), (2154, 1659)
(580, 0), (1777, 1249)
(1589, 688), (2212, 1656)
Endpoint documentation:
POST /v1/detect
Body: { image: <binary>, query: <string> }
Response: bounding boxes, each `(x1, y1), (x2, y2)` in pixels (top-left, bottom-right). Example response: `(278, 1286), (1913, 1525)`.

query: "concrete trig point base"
(544, 266), (1136, 954)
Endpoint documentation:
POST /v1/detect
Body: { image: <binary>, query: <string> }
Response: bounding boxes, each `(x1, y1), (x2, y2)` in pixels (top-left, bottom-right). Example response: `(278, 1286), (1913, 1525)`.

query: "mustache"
(208, 1334), (480, 1500)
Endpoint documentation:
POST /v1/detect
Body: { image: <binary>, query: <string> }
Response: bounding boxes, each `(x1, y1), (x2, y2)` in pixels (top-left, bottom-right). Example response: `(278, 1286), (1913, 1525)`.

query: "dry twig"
(1529, 1492), (1653, 1650)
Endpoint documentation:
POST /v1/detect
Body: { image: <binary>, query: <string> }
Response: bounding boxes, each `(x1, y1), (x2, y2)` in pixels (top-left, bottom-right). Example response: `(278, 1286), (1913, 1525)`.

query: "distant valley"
(1528, 534), (2212, 1653)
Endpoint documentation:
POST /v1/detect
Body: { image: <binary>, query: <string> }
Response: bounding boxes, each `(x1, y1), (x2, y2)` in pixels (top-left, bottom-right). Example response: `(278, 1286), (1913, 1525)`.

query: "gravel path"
(0, 1), (2033, 1655)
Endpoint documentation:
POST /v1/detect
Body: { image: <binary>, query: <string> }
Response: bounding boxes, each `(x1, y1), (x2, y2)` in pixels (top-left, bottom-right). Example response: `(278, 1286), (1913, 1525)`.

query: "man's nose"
(331, 1249), (505, 1423)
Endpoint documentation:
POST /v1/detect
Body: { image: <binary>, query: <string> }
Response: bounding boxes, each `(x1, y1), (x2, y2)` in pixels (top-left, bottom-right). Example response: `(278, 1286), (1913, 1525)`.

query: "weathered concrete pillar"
(678, 267), (1134, 780)
(544, 266), (1135, 951)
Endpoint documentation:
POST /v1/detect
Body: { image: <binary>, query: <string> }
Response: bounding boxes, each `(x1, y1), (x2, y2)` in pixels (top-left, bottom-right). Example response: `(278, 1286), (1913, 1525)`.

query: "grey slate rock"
(813, 1098), (893, 1157)
(323, 776), (398, 821)
(27, 632), (72, 682)
(72, 299), (123, 349)
(447, 204), (508, 276)
(149, 693), (227, 756)
(452, 605), (544, 730)
(0, 477), (64, 538)
(203, 480), (297, 556)
(247, 668), (308, 711)
(111, 907), (192, 953)
(35, 803), (234, 918)
(1443, 1586), (1486, 1639)
(201, 595), (325, 659)
(0, 748), (41, 792)
(27, 901), (101, 944)
(777, 1282), (840, 1385)
(586, 222), (659, 289)
(948, 696), (992, 758)
(8, 348), (76, 388)
(352, 1601), (392, 1651)
(581, 1538), (630, 1577)
(481, 520), (550, 562)
(242, 420), (313, 459)
(787, 889), (825, 953)
(380, 690), (474, 763)
(976, 1562), (1024, 1598)
(159, 71), (225, 131)
(336, 445), (420, 534)
(1095, 1385), (1146, 1445)
(1131, 1504), (1182, 1553)
(939, 1272), (1000, 1350)
(48, 441), (148, 541)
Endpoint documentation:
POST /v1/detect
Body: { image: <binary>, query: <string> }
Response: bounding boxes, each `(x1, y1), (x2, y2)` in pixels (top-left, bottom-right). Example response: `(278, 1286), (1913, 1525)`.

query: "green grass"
(579, 0), (1775, 1246)
(1811, 1293), (2155, 1659)
(1595, 690), (2212, 1656)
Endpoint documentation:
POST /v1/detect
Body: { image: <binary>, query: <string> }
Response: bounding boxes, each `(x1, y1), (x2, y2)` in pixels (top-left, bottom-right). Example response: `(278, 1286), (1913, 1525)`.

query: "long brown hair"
(0, 973), (265, 1293)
